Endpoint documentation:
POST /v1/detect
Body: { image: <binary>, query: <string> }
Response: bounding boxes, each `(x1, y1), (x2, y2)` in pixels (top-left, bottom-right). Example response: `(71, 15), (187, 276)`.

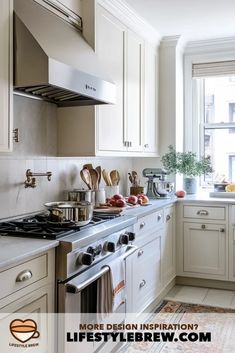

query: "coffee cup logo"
(10, 319), (40, 343)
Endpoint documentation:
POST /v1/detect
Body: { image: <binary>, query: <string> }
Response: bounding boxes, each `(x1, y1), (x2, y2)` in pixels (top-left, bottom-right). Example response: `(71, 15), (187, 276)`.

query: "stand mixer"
(143, 168), (174, 199)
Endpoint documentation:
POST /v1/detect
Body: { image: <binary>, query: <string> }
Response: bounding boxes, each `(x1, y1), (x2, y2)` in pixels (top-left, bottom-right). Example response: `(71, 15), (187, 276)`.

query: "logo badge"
(10, 319), (40, 343)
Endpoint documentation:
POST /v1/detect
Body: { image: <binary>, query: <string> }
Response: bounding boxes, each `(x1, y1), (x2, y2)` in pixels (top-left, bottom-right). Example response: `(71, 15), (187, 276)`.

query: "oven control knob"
(87, 245), (102, 256)
(103, 241), (116, 253)
(127, 232), (135, 242)
(77, 252), (93, 266)
(119, 234), (129, 245)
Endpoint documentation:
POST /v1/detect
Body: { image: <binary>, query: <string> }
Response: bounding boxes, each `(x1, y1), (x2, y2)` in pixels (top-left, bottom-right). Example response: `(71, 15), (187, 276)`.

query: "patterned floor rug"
(156, 300), (235, 313)
(118, 301), (235, 353)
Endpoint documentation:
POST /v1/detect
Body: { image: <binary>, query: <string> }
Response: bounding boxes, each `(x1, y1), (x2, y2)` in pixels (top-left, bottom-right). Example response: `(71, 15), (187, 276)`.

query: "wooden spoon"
(89, 168), (99, 190)
(116, 171), (120, 185)
(96, 166), (102, 188)
(80, 169), (92, 190)
(83, 163), (93, 170)
(102, 169), (112, 186)
(110, 170), (119, 186)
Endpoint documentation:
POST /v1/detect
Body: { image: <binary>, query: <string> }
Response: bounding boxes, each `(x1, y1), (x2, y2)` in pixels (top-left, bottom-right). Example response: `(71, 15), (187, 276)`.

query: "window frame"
(184, 49), (235, 187)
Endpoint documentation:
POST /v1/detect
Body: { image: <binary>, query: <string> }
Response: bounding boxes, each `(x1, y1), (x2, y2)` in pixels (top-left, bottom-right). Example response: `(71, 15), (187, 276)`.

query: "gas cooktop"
(0, 212), (121, 240)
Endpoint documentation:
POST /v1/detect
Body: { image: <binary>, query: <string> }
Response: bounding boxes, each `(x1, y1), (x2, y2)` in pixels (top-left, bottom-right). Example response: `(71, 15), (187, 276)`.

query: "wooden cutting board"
(94, 207), (123, 214)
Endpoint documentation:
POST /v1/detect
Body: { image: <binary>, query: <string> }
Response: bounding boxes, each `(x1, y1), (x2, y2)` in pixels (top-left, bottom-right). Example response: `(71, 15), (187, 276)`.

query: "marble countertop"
(0, 236), (59, 270)
(1, 191), (235, 270)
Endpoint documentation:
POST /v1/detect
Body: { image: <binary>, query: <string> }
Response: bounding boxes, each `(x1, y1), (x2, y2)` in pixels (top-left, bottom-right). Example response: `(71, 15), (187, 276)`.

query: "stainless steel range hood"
(13, 0), (116, 107)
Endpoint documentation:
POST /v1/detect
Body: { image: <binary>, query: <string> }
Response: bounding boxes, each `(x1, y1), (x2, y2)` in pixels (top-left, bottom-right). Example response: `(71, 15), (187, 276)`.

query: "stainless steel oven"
(58, 244), (137, 315)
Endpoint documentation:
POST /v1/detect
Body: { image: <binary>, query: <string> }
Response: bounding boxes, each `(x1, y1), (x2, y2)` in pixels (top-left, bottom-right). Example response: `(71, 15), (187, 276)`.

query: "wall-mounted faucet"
(25, 169), (52, 188)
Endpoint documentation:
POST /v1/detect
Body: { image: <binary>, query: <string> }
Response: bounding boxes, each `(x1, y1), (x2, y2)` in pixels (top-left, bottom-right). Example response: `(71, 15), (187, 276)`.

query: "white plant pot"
(183, 177), (197, 194)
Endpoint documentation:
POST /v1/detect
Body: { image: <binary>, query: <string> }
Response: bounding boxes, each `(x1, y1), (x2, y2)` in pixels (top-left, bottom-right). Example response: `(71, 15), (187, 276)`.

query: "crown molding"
(185, 36), (235, 54)
(97, 0), (161, 45)
(160, 35), (186, 54)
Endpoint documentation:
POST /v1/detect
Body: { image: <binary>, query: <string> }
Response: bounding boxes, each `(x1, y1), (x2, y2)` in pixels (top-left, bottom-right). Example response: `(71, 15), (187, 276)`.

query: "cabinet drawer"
(134, 210), (163, 235)
(0, 254), (48, 300)
(183, 205), (225, 220)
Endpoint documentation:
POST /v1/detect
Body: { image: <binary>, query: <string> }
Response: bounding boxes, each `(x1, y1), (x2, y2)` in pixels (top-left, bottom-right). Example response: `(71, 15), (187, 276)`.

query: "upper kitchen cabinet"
(125, 30), (144, 152)
(95, 6), (126, 153)
(0, 0), (13, 152)
(57, 1), (159, 157)
(143, 42), (159, 155)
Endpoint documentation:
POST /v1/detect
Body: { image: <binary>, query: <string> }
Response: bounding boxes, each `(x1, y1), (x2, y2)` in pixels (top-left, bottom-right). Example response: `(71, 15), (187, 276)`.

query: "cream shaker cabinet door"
(125, 30), (144, 152)
(0, 0), (12, 152)
(183, 222), (227, 279)
(126, 234), (162, 313)
(162, 206), (176, 286)
(96, 6), (126, 152)
(143, 43), (158, 154)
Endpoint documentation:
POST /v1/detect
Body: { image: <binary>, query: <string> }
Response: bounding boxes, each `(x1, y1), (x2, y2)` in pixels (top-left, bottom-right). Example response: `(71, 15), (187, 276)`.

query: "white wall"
(0, 96), (132, 219)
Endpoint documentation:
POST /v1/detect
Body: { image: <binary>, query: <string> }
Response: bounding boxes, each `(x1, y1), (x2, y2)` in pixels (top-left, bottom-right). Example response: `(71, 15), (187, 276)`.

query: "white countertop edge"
(0, 238), (59, 271)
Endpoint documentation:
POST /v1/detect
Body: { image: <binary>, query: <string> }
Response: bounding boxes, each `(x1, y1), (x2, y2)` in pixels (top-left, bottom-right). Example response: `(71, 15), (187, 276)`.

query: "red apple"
(175, 190), (186, 198)
(128, 195), (138, 205)
(116, 199), (126, 207)
(137, 194), (149, 204)
(138, 198), (143, 205)
(109, 198), (117, 206)
(113, 194), (124, 200)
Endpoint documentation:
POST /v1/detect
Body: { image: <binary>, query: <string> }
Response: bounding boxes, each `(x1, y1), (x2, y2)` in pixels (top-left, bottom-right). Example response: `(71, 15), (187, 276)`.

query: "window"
(229, 103), (235, 133)
(195, 75), (235, 184)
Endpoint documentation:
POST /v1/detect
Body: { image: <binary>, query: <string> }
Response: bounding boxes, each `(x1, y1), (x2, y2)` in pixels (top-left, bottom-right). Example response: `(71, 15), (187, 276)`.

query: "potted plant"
(161, 145), (213, 194)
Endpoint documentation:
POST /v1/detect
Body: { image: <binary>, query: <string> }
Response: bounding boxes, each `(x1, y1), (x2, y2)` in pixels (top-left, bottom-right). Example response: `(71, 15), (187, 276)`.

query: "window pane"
(205, 76), (235, 124)
(204, 128), (235, 183)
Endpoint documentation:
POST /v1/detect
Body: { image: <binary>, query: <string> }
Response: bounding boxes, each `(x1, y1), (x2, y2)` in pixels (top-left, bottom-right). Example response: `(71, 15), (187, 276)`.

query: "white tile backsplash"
(0, 96), (132, 219)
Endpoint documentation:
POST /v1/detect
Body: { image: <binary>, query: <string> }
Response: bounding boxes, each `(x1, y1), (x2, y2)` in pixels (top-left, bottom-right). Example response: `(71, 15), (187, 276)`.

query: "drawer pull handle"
(138, 249), (144, 257)
(166, 214), (171, 222)
(139, 279), (146, 288)
(157, 214), (162, 221)
(197, 210), (209, 216)
(16, 270), (33, 283)
(140, 221), (146, 229)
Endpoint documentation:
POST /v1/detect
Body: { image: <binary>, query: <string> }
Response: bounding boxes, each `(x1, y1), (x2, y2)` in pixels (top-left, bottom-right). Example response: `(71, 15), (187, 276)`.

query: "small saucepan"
(44, 201), (93, 226)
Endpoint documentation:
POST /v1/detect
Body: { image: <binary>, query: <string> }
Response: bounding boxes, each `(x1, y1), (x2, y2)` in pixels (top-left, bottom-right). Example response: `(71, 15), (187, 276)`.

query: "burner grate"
(0, 212), (121, 239)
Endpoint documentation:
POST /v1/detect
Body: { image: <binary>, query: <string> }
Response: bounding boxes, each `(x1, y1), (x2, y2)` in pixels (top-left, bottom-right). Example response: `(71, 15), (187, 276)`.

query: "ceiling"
(124, 0), (235, 42)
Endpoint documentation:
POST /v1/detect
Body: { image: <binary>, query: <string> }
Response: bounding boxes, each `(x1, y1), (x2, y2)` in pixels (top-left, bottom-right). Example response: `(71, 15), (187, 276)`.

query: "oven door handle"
(66, 245), (138, 294)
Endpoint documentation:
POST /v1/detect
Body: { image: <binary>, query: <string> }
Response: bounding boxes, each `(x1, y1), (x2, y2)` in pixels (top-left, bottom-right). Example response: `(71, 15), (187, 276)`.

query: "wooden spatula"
(110, 170), (119, 186)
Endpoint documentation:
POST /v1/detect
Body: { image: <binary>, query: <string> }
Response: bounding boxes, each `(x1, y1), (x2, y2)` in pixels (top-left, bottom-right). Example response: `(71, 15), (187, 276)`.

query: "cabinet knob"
(197, 210), (209, 216)
(140, 221), (146, 229)
(139, 279), (146, 288)
(144, 144), (149, 148)
(16, 270), (33, 282)
(166, 214), (171, 222)
(138, 249), (144, 257)
(157, 214), (162, 221)
(220, 228), (225, 233)
(201, 224), (206, 230)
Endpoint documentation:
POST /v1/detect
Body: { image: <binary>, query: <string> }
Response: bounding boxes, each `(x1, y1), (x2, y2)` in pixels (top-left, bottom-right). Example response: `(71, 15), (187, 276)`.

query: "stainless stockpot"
(44, 201), (93, 226)
(67, 189), (92, 202)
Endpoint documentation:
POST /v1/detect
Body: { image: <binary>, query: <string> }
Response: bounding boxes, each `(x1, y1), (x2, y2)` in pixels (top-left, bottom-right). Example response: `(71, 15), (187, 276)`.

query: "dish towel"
(97, 257), (125, 315)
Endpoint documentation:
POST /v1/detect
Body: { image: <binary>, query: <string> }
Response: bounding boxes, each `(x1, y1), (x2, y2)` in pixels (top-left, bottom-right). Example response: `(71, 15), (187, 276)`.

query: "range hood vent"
(13, 0), (116, 107)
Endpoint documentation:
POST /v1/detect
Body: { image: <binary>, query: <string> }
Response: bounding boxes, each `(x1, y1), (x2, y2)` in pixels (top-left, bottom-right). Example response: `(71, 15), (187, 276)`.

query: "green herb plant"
(161, 145), (213, 177)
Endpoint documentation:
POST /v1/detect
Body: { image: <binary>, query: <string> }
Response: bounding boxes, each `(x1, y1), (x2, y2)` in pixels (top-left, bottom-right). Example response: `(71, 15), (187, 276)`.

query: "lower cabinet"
(0, 250), (55, 352)
(183, 222), (227, 279)
(177, 202), (229, 281)
(126, 233), (162, 313)
(162, 205), (176, 286)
